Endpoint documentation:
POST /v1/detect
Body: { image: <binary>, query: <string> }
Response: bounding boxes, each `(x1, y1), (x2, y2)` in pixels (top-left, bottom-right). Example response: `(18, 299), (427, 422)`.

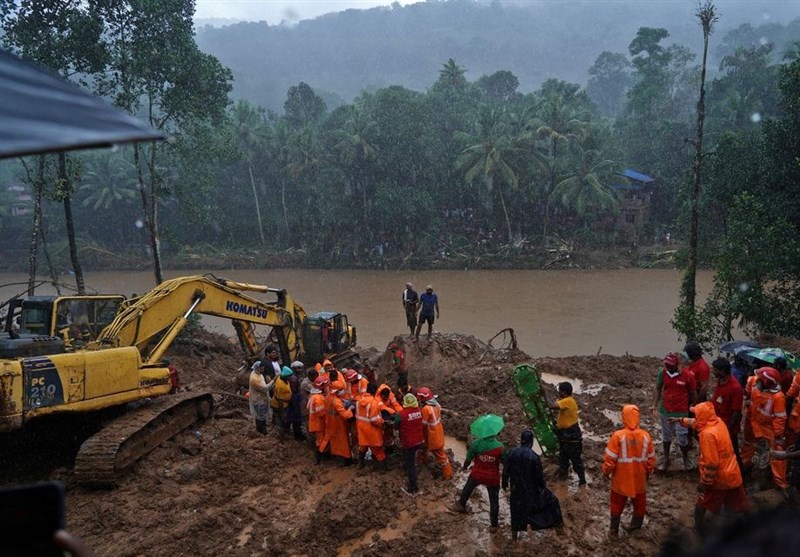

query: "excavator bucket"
(511, 363), (559, 454)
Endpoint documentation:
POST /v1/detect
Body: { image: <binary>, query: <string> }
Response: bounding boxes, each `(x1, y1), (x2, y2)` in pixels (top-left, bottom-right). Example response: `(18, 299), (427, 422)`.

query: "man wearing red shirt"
(710, 357), (744, 471)
(654, 352), (697, 470)
(394, 393), (425, 496)
(684, 342), (711, 402)
(456, 432), (506, 527)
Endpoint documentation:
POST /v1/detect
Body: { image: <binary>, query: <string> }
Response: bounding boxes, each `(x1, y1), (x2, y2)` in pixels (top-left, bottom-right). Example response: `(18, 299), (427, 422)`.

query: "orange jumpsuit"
(376, 383), (402, 448)
(681, 402), (750, 513)
(307, 390), (327, 449)
(355, 394), (386, 462)
(602, 405), (656, 518)
(419, 401), (452, 479)
(786, 373), (800, 446)
(749, 383), (788, 488)
(321, 388), (354, 459)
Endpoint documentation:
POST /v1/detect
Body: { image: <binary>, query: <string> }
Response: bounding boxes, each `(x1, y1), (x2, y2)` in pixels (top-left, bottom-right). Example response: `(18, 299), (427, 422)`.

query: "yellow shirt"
(556, 396), (579, 429)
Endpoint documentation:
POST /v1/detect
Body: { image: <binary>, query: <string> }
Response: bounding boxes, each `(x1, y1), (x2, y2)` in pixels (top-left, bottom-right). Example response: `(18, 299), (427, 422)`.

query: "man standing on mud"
(414, 285), (439, 340)
(401, 282), (419, 336)
(653, 352), (696, 470)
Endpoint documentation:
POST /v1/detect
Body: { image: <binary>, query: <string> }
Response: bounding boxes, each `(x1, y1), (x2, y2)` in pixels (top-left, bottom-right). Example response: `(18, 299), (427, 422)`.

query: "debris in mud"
(10, 329), (793, 557)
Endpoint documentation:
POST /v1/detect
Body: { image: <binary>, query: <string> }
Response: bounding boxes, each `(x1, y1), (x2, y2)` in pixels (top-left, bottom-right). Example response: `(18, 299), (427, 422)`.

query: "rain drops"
(738, 281), (750, 293)
(135, 219), (144, 229)
(750, 112), (762, 123)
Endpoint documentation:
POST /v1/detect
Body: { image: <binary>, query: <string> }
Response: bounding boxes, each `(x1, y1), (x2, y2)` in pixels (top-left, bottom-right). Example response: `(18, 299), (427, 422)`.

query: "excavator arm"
(90, 275), (307, 366)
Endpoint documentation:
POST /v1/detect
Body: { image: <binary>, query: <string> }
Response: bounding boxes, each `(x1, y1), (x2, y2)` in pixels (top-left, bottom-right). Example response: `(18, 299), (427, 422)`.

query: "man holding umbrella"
(455, 414), (506, 528)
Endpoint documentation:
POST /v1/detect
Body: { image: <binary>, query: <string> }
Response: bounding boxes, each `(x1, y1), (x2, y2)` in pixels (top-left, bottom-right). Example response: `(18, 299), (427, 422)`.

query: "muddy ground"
(9, 331), (799, 556)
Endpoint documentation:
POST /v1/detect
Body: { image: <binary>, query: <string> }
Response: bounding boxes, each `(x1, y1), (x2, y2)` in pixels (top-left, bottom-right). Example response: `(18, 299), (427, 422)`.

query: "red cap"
(416, 387), (433, 403)
(663, 353), (679, 367)
(313, 376), (329, 389)
(757, 367), (780, 388)
(344, 369), (358, 382)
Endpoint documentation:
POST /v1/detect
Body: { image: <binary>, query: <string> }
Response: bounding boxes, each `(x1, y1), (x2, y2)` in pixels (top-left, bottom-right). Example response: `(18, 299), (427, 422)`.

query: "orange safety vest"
(307, 392), (326, 434)
(355, 394), (384, 447)
(602, 405), (656, 498)
(346, 376), (369, 402)
(421, 403), (445, 450)
(377, 383), (403, 413)
(749, 386), (787, 440)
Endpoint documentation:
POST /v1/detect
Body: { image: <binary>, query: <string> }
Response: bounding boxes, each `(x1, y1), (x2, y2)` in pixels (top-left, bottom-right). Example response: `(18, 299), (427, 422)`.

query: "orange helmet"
(416, 387), (433, 403)
(314, 363), (323, 372)
(323, 359), (334, 369)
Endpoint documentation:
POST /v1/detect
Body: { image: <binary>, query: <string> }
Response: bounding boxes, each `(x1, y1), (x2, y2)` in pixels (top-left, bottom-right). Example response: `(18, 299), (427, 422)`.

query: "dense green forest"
(0, 1), (798, 343)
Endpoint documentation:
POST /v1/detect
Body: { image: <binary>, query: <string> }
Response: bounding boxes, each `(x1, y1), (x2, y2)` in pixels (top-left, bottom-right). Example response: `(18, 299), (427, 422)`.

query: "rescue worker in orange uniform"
(355, 383), (388, 471)
(740, 371), (759, 468)
(308, 375), (329, 464)
(344, 369), (369, 402)
(602, 404), (656, 538)
(376, 384), (403, 452)
(320, 380), (355, 466)
(416, 387), (453, 480)
(749, 367), (788, 489)
(673, 402), (751, 535)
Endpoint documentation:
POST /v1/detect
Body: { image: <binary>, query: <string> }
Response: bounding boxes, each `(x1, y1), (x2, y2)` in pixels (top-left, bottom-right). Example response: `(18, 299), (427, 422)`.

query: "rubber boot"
(658, 441), (671, 471)
(694, 507), (707, 537)
(609, 516), (621, 539)
(681, 445), (691, 470)
(623, 515), (644, 533)
(255, 420), (267, 434)
(315, 450), (323, 465)
(441, 463), (453, 480)
(358, 454), (366, 469)
(378, 460), (388, 474)
(577, 468), (587, 485)
(341, 457), (354, 467)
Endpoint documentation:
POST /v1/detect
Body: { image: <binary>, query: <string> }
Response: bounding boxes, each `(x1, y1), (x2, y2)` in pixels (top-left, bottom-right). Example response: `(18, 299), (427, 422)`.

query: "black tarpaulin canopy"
(0, 48), (164, 159)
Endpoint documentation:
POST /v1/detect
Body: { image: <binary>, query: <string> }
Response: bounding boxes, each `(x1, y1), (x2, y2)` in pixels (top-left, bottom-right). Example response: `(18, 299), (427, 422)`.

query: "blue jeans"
(459, 476), (499, 527)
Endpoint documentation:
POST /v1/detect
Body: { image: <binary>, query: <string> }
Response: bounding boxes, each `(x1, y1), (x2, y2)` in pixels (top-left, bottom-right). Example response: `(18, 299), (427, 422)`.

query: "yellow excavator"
(0, 274), (357, 485)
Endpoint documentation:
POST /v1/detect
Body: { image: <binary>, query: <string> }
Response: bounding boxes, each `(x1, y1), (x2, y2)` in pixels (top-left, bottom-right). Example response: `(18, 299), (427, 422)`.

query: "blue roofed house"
(612, 169), (655, 243)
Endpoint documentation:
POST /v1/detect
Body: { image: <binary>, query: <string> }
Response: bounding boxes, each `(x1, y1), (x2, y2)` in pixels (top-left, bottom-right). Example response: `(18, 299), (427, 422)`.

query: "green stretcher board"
(511, 363), (559, 454)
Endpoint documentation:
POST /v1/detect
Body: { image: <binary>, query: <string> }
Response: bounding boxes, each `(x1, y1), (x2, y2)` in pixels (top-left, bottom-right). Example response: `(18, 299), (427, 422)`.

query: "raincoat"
(749, 383), (787, 440)
(464, 437), (505, 487)
(421, 400), (445, 451)
(502, 431), (563, 531)
(307, 389), (326, 435)
(321, 383), (354, 459)
(271, 376), (292, 411)
(356, 394), (385, 447)
(602, 405), (656, 497)
(682, 402), (742, 489)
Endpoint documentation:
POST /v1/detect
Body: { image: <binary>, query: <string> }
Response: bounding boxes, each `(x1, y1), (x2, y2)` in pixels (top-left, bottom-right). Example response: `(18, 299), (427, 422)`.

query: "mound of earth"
(48, 331), (792, 556)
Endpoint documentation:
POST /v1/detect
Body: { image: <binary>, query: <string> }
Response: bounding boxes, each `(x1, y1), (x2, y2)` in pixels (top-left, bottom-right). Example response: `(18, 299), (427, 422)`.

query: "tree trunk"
(498, 186), (513, 243)
(147, 141), (163, 284)
(281, 179), (289, 245)
(134, 143), (162, 285)
(248, 163), (267, 253)
(26, 157), (45, 295)
(684, 11), (713, 331)
(59, 153), (85, 294)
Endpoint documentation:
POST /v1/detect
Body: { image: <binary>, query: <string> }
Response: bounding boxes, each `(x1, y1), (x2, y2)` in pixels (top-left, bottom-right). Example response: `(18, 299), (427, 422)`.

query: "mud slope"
(52, 331), (791, 556)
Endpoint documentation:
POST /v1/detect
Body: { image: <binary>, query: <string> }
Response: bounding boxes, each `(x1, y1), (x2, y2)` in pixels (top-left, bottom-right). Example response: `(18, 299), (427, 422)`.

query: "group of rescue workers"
(605, 342), (800, 538)
(247, 334), (799, 542)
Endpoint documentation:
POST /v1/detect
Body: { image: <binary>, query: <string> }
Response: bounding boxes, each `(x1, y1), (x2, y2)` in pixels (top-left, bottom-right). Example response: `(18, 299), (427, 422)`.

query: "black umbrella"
(0, 49), (163, 159)
(719, 340), (761, 355)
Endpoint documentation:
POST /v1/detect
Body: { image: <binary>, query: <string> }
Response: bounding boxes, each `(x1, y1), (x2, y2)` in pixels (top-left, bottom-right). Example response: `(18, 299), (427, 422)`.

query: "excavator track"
(73, 391), (214, 488)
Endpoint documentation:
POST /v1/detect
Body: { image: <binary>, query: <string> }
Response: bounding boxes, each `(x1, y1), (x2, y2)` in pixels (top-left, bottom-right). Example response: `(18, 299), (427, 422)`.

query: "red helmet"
(757, 367), (780, 388)
(344, 369), (358, 382)
(416, 387), (434, 403)
(313, 376), (329, 389)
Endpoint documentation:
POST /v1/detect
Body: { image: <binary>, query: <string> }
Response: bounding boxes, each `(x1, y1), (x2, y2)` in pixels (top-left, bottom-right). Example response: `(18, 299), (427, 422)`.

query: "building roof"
(618, 169), (655, 184)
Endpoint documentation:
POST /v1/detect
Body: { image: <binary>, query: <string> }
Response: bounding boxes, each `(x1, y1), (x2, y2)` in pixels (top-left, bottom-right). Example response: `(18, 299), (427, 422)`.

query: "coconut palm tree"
(550, 146), (620, 219)
(79, 151), (138, 210)
(230, 100), (269, 252)
(456, 106), (523, 242)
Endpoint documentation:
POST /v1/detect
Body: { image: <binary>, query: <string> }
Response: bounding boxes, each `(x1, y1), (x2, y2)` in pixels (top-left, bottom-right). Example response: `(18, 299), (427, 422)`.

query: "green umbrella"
(744, 347), (800, 370)
(470, 414), (505, 439)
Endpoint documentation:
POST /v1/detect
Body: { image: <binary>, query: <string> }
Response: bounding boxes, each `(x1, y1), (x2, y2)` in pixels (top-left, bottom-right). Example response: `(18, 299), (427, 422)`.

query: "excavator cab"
(302, 312), (357, 365)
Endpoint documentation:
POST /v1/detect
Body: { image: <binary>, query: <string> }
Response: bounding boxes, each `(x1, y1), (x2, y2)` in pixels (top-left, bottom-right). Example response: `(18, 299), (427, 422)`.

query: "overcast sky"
(195, 1), (421, 23)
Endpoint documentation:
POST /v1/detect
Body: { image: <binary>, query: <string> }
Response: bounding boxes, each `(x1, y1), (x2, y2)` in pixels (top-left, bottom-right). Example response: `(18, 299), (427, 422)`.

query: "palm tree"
(79, 151), (138, 210)
(283, 123), (324, 243)
(230, 100), (270, 252)
(534, 93), (589, 238)
(331, 103), (377, 239)
(456, 106), (523, 242)
(437, 58), (468, 90)
(550, 146), (620, 219)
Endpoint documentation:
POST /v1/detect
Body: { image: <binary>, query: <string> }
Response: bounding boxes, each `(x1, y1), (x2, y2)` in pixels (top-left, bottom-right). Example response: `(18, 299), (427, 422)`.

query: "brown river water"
(0, 268), (715, 357)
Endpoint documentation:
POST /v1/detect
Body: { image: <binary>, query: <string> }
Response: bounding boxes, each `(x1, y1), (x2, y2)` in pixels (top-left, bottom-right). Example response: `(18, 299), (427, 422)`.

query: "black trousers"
(404, 445), (421, 492)
(459, 476), (499, 527)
